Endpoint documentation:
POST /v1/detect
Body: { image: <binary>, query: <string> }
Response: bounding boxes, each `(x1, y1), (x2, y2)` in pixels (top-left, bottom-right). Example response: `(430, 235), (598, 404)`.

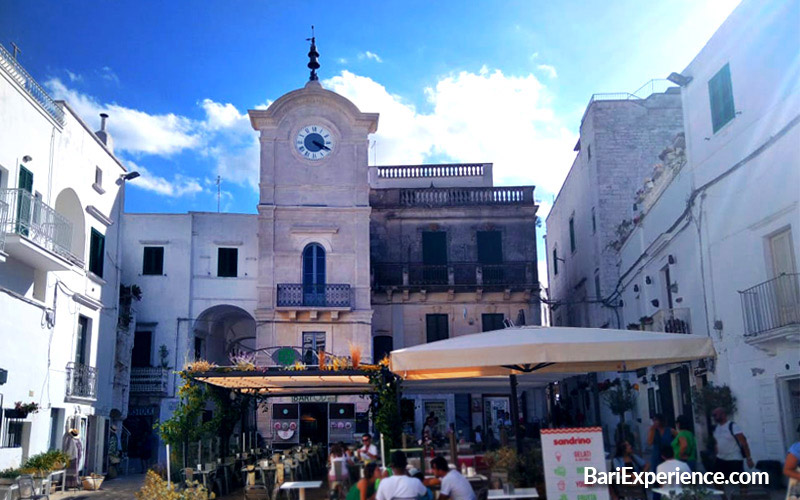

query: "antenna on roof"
(216, 175), (221, 213)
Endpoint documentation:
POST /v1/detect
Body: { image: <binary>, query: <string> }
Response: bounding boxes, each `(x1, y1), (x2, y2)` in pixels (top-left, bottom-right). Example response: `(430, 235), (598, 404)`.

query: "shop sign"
(541, 427), (609, 500)
(291, 395), (336, 403)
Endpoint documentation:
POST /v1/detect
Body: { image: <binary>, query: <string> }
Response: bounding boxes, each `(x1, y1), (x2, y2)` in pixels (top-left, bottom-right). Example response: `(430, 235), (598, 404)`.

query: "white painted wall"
(616, 0), (800, 463)
(0, 61), (125, 470)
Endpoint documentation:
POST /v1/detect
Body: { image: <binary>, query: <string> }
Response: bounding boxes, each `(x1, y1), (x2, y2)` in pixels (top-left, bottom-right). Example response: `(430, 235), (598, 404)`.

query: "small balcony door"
(15, 166), (33, 236)
(422, 231), (447, 283)
(302, 244), (326, 306)
(769, 229), (799, 325)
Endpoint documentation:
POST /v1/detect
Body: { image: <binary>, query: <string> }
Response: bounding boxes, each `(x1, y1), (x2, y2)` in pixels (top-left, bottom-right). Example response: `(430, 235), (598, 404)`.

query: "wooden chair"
(476, 486), (489, 500)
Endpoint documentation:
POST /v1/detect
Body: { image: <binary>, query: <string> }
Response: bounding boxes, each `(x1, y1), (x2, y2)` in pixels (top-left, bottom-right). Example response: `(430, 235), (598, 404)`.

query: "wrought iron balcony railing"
(0, 44), (65, 126)
(371, 186), (535, 208)
(372, 262), (536, 289)
(1, 188), (76, 262)
(65, 362), (97, 400)
(0, 199), (7, 253)
(739, 273), (800, 336)
(129, 367), (169, 395)
(276, 283), (352, 308)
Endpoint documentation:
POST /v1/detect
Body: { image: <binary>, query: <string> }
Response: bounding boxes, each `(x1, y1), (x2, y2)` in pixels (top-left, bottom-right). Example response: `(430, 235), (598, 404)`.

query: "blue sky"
(0, 0), (741, 283)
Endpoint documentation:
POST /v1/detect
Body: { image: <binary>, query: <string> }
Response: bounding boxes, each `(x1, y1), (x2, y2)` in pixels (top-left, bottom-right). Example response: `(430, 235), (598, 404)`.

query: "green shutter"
(89, 228), (105, 278)
(709, 63), (735, 133)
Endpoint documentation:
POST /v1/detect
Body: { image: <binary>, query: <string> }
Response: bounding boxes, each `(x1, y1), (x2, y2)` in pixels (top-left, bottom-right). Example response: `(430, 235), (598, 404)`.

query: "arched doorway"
(54, 188), (85, 262)
(192, 305), (257, 365)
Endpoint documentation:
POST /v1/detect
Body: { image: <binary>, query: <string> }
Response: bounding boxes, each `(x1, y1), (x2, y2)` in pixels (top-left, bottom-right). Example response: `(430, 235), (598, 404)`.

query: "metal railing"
(373, 261), (536, 288)
(0, 44), (65, 126)
(650, 307), (692, 334)
(276, 283), (352, 308)
(371, 186), (535, 207)
(0, 188), (76, 261)
(739, 273), (800, 336)
(65, 362), (97, 399)
(377, 163), (486, 179)
(129, 367), (169, 395)
(0, 199), (7, 253)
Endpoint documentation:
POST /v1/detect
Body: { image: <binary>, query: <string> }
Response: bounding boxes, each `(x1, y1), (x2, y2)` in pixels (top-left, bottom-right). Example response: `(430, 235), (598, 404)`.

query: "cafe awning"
(390, 326), (716, 380)
(192, 369), (375, 397)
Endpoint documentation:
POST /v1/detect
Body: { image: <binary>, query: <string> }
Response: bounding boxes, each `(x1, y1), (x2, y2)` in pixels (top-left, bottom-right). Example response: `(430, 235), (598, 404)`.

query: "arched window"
(302, 243), (326, 304)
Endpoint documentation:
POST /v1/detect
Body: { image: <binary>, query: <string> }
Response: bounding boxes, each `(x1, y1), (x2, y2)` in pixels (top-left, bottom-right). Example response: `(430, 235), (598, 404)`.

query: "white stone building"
(121, 73), (545, 459)
(0, 45), (129, 471)
(543, 85), (684, 439)
(615, 0), (799, 463)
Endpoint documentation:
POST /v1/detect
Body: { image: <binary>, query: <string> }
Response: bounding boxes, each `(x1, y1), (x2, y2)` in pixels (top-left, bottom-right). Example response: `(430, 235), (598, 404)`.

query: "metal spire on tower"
(306, 26), (320, 81)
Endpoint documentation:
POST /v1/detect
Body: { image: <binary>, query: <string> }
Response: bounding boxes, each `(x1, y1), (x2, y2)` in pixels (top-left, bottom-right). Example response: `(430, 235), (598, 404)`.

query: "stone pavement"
(50, 474), (145, 499)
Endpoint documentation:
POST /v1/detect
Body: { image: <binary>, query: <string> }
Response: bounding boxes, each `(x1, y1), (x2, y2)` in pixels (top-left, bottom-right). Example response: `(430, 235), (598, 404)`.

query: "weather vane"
(306, 25), (320, 81)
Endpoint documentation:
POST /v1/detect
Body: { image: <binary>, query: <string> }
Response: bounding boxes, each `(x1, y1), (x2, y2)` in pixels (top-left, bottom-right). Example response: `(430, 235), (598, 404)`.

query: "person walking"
(647, 414), (675, 470)
(671, 415), (697, 471)
(711, 407), (754, 474)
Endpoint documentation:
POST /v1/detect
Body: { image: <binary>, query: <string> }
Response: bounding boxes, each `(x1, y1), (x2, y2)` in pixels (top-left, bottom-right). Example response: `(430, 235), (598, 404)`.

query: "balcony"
(65, 362), (97, 400)
(0, 199), (7, 256)
(370, 186), (535, 208)
(0, 44), (65, 126)
(1, 188), (78, 270)
(372, 262), (536, 291)
(739, 273), (800, 354)
(276, 284), (352, 309)
(649, 308), (691, 334)
(129, 367), (169, 396)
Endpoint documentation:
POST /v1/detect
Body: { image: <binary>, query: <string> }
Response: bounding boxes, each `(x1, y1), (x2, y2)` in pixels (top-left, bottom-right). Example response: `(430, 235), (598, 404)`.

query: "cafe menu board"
(541, 427), (609, 500)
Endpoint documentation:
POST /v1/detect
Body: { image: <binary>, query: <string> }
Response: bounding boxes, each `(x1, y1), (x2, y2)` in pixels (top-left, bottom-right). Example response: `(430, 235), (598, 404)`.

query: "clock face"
(295, 125), (334, 161)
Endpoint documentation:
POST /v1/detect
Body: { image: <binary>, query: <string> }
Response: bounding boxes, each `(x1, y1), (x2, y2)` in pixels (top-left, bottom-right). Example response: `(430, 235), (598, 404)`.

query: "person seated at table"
(339, 441), (355, 461)
(329, 444), (351, 496)
(345, 462), (382, 500)
(429, 455), (476, 500)
(358, 434), (379, 463)
(655, 445), (691, 488)
(410, 470), (435, 500)
(610, 440), (649, 500)
(376, 451), (427, 500)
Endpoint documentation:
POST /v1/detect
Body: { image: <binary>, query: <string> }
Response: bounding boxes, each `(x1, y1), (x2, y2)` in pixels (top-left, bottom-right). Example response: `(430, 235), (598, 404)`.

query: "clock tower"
(248, 39), (379, 364)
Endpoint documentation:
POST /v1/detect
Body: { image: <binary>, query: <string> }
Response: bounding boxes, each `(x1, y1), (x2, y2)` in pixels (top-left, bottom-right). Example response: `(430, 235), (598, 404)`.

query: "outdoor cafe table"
(281, 480), (323, 500)
(488, 488), (540, 500)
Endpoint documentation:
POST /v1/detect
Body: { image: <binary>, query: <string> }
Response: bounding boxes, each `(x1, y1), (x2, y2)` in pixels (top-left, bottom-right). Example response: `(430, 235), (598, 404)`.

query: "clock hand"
(312, 140), (331, 151)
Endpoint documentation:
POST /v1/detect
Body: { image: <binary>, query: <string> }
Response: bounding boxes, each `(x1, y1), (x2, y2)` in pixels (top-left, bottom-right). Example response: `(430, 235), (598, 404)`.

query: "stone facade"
(546, 89), (683, 329)
(120, 78), (544, 452)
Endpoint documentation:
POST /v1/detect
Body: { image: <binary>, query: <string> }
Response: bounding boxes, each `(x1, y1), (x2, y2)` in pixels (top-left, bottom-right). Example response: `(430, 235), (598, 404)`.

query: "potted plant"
(10, 401), (40, 418)
(0, 468), (20, 485)
(602, 378), (638, 445)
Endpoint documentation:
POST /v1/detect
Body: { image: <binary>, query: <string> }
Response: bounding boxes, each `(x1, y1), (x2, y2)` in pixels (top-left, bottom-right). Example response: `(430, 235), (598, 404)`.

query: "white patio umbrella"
(390, 326), (715, 454)
(390, 326), (715, 379)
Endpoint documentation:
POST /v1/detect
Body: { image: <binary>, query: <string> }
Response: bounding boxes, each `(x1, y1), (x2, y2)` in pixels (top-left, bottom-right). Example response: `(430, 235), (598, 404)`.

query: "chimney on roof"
(95, 112), (114, 153)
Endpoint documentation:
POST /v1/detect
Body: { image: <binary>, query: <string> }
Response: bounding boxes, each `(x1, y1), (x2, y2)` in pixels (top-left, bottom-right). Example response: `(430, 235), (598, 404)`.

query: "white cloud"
(337, 58), (348, 64)
(125, 161), (204, 197)
(47, 78), (201, 156)
(359, 51), (383, 63)
(65, 70), (83, 83)
(324, 67), (577, 194)
(536, 64), (558, 79)
(98, 66), (120, 85)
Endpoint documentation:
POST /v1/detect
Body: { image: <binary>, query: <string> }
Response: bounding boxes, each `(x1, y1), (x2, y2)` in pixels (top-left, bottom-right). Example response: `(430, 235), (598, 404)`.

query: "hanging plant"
(368, 366), (402, 452)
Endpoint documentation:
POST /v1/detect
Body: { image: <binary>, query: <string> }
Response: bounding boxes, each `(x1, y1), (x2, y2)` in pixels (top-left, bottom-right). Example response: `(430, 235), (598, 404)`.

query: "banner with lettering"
(541, 427), (609, 500)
